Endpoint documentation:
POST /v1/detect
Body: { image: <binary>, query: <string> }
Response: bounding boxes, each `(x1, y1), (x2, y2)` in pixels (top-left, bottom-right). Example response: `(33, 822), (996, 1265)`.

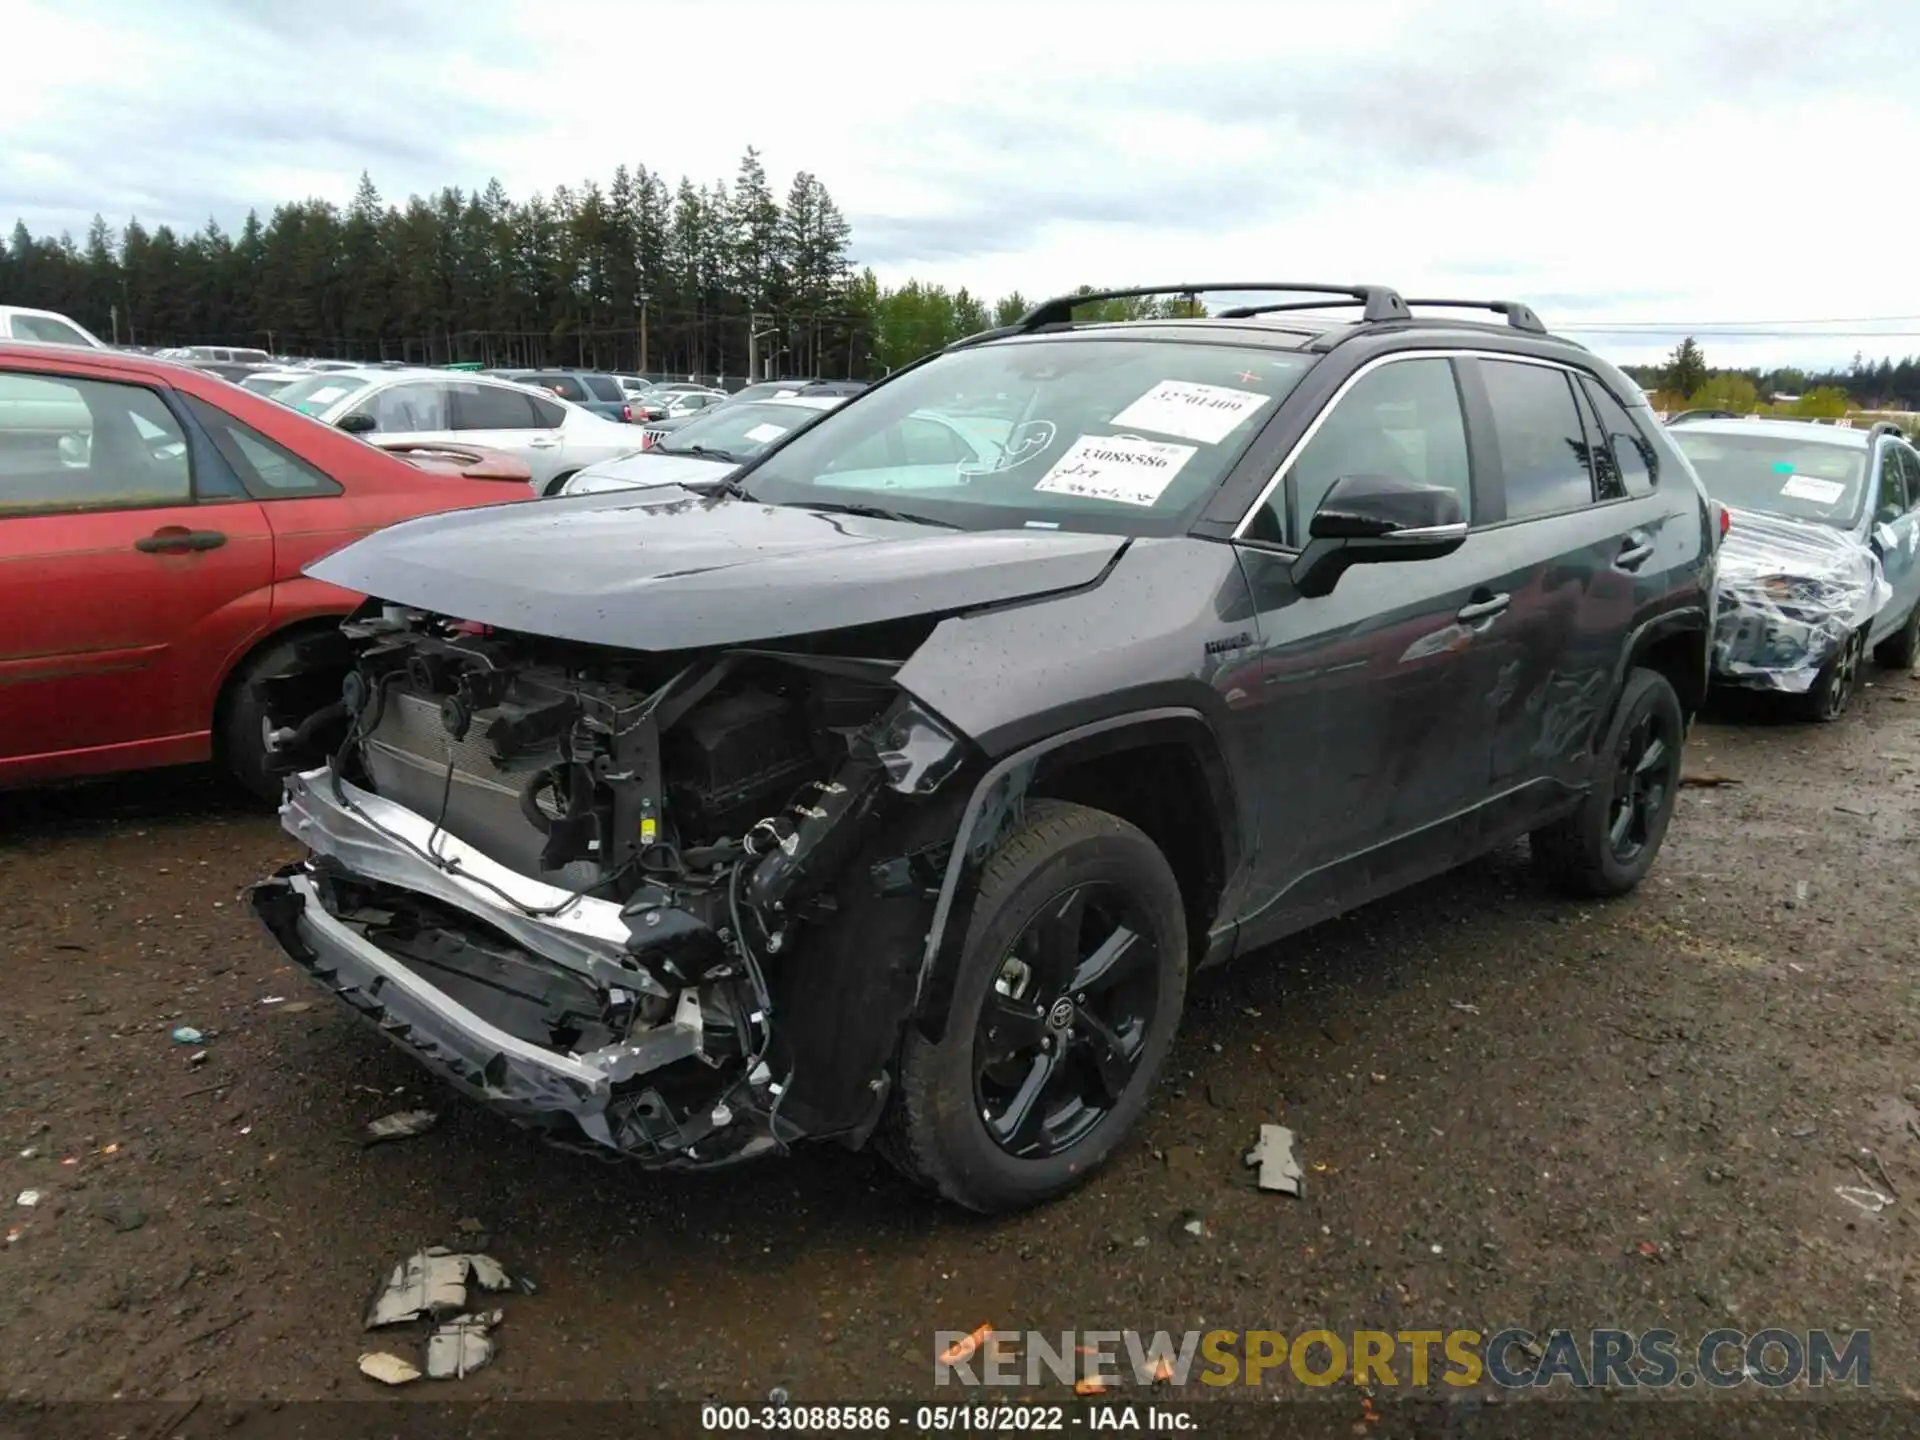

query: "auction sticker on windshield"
(1782, 475), (1847, 504)
(744, 423), (787, 444)
(1034, 434), (1195, 506)
(1110, 380), (1271, 445)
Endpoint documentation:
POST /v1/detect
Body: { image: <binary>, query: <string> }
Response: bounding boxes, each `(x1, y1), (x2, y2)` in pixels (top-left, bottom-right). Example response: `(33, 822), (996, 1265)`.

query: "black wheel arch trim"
(1601, 606), (1710, 747)
(908, 706), (1241, 1044)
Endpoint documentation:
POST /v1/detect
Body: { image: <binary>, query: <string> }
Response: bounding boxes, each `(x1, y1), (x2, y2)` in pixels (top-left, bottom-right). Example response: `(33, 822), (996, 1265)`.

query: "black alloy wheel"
(1808, 627), (1866, 722)
(1607, 705), (1678, 865)
(972, 882), (1160, 1159)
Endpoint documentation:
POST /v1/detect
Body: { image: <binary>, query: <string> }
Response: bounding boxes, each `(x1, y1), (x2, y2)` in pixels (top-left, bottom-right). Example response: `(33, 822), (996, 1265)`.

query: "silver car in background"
(559, 395), (847, 495)
(273, 368), (643, 495)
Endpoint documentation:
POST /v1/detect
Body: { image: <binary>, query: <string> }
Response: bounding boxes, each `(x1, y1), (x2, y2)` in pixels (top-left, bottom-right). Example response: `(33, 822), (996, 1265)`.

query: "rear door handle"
(527, 435), (561, 448)
(135, 528), (227, 554)
(1456, 592), (1510, 623)
(1616, 532), (1655, 570)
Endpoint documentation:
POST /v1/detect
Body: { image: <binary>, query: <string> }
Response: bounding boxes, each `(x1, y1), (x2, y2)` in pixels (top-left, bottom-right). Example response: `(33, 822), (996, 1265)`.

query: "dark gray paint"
(303, 487), (1126, 651)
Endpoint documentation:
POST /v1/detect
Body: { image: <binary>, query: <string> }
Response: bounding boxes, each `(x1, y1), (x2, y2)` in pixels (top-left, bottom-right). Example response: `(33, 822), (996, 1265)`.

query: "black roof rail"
(1401, 298), (1547, 334)
(1015, 283), (1411, 331)
(1868, 420), (1906, 442)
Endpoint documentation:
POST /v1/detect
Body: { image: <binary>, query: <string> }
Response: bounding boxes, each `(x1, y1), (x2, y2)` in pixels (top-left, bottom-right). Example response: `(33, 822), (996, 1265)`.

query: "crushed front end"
(248, 602), (969, 1169)
(1709, 507), (1892, 693)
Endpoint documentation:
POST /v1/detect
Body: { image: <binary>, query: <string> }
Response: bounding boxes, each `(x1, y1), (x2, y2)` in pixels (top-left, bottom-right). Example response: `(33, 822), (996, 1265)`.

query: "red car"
(0, 343), (527, 799)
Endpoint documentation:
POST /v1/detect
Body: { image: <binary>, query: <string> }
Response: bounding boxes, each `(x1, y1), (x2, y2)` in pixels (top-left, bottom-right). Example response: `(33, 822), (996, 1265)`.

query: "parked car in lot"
(188, 360), (275, 385)
(246, 282), (1714, 1212)
(0, 305), (106, 348)
(0, 343), (527, 800)
(272, 368), (644, 495)
(238, 368), (312, 398)
(491, 370), (634, 423)
(558, 395), (849, 494)
(631, 387), (729, 424)
(725, 378), (869, 405)
(1668, 415), (1920, 718)
(158, 345), (274, 365)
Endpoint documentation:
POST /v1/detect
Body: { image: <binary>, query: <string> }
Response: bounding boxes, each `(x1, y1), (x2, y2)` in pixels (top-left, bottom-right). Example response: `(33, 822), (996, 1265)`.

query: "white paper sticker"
(302, 385), (348, 407)
(1782, 475), (1846, 504)
(1033, 434), (1196, 507)
(1110, 380), (1272, 445)
(743, 423), (788, 444)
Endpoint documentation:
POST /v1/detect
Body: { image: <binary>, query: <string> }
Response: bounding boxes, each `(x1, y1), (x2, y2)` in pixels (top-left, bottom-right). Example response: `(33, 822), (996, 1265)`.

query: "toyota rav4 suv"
(247, 283), (1716, 1212)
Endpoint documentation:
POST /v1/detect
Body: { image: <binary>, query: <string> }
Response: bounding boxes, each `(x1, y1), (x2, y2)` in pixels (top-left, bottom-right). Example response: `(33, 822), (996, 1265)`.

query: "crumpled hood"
(305, 487), (1126, 650)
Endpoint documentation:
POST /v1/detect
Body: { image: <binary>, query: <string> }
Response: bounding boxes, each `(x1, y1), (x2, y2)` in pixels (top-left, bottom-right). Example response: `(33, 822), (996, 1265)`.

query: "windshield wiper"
(786, 500), (962, 529)
(657, 443), (742, 464)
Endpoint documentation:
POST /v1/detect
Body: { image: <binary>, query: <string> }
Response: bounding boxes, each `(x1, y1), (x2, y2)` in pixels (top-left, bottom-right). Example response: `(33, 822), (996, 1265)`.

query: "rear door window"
(1876, 444), (1911, 520)
(1580, 376), (1657, 499)
(452, 383), (540, 430)
(582, 376), (623, 403)
(1480, 360), (1596, 520)
(181, 394), (342, 498)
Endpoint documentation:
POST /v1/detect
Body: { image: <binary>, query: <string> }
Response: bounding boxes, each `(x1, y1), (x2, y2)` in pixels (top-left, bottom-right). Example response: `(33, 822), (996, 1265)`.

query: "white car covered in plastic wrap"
(1669, 416), (1920, 720)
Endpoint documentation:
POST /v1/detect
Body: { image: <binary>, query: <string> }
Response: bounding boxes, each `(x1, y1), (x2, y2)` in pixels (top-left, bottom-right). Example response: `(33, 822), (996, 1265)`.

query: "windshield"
(276, 374), (373, 415)
(741, 338), (1313, 533)
(656, 400), (834, 459)
(1671, 429), (1868, 528)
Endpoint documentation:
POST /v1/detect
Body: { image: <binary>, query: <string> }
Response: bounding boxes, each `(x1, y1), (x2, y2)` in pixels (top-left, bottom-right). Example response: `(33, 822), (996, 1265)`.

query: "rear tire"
(883, 800), (1187, 1213)
(217, 636), (313, 805)
(1873, 602), (1919, 671)
(1531, 668), (1684, 898)
(1796, 625), (1867, 722)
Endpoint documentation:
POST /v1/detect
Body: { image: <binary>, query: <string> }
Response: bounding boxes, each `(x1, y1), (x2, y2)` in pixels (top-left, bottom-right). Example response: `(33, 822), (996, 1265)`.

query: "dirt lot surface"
(3, 672), (1918, 1427)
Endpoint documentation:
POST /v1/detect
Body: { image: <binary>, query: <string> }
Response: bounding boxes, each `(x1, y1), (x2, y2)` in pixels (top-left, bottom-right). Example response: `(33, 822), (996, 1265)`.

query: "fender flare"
(909, 706), (1241, 1041)
(1600, 605), (1710, 745)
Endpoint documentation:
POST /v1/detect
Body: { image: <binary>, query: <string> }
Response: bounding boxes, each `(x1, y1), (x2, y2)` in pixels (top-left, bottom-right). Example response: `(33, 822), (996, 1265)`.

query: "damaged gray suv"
(248, 283), (1716, 1212)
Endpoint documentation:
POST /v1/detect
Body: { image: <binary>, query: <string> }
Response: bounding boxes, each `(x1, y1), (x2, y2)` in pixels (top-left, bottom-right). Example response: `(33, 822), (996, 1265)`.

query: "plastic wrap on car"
(1710, 508), (1893, 693)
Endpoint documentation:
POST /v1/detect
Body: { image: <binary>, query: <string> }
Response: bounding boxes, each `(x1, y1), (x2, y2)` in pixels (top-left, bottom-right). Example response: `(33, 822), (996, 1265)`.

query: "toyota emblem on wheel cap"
(1046, 997), (1075, 1032)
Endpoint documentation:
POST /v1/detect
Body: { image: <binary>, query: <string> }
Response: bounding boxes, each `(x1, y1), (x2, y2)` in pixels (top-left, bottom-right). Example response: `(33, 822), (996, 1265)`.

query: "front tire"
(1798, 625), (1867, 722)
(884, 801), (1188, 1213)
(1531, 668), (1685, 898)
(218, 636), (312, 805)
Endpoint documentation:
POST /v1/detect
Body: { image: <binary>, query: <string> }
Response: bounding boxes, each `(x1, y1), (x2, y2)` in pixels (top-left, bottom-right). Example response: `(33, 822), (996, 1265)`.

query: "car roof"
(0, 339), (228, 378)
(1669, 417), (1870, 448)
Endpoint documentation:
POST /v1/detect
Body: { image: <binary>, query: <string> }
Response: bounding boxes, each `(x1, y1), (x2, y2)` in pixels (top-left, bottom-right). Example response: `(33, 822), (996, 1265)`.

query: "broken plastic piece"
(366, 1248), (473, 1328)
(16, 1190), (41, 1208)
(467, 1254), (513, 1292)
(1835, 1185), (1893, 1215)
(365, 1110), (440, 1146)
(170, 1026), (204, 1045)
(358, 1351), (421, 1386)
(426, 1310), (501, 1379)
(1245, 1124), (1304, 1196)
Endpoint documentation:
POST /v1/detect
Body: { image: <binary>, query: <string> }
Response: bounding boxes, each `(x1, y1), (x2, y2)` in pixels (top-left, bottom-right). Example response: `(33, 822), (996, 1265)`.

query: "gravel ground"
(3, 670), (1918, 1425)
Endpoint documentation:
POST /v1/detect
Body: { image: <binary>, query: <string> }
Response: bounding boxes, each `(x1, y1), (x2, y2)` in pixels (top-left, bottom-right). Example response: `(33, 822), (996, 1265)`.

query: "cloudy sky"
(8, 0), (1919, 370)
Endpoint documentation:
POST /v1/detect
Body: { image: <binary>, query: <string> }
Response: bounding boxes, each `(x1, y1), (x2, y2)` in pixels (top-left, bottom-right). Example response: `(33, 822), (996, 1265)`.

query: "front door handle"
(527, 435), (561, 448)
(1456, 592), (1510, 623)
(135, 528), (227, 554)
(1616, 532), (1655, 571)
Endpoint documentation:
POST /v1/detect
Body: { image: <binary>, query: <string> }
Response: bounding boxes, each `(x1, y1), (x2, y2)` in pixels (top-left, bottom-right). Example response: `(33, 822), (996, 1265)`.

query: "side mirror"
(1876, 504), (1901, 528)
(1873, 522), (1898, 555)
(1291, 474), (1468, 598)
(337, 412), (377, 435)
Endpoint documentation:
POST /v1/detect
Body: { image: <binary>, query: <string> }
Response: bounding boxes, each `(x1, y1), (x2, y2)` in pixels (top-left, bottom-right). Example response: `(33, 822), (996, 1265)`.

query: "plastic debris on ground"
(1709, 507), (1892, 694)
(366, 1248), (503, 1328)
(426, 1310), (502, 1379)
(1245, 1124), (1304, 1196)
(16, 1190), (41, 1208)
(358, 1352), (421, 1386)
(170, 1027), (204, 1045)
(1449, 1001), (1481, 1015)
(937, 1324), (993, 1366)
(1836, 1186), (1894, 1215)
(364, 1110), (440, 1146)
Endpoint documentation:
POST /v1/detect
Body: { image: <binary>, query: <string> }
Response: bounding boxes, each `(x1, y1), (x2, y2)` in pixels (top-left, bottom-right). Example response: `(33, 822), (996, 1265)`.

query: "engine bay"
(254, 601), (972, 1168)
